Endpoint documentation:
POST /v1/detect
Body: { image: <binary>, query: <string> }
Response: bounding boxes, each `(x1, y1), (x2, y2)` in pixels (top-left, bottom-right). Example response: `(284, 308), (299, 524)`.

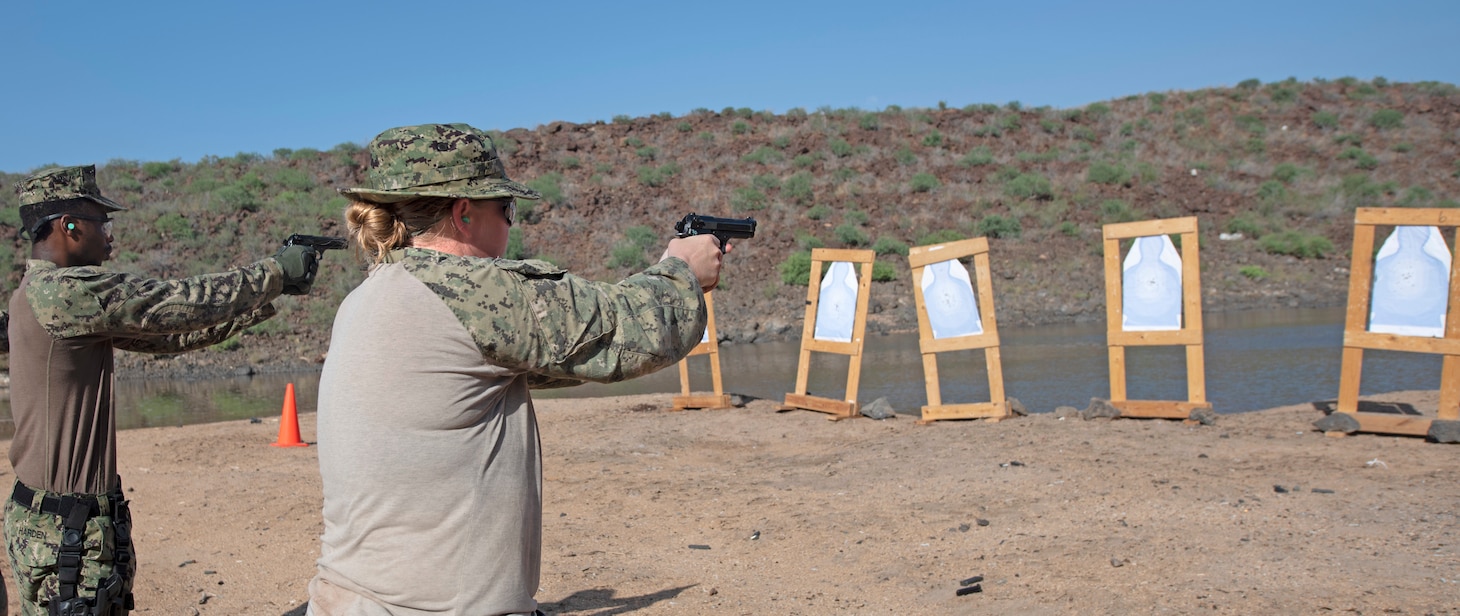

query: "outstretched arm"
(402, 250), (706, 385)
(112, 304), (277, 354)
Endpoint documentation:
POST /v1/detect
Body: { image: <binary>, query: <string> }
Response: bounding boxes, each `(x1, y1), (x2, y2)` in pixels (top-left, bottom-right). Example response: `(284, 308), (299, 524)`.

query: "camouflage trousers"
(3, 482), (134, 616)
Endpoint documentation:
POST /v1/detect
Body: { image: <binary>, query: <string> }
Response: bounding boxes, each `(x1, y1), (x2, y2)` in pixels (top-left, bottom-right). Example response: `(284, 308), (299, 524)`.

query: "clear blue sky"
(3, 0), (1456, 174)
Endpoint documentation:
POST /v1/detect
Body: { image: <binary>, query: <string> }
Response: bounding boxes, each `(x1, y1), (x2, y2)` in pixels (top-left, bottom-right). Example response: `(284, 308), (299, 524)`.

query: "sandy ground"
(0, 390), (1456, 615)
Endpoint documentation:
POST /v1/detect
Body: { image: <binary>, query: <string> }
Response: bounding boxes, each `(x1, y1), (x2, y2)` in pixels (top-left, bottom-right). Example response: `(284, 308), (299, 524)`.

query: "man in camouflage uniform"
(1, 164), (322, 615)
(307, 124), (728, 615)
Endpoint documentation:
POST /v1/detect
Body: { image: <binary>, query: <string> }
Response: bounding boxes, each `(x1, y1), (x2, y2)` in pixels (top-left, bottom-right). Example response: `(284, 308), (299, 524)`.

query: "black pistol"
(283, 234), (347, 252)
(674, 213), (756, 253)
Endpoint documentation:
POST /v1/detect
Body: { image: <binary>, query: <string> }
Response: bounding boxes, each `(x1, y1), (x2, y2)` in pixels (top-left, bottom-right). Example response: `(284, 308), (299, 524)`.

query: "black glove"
(275, 244), (320, 296)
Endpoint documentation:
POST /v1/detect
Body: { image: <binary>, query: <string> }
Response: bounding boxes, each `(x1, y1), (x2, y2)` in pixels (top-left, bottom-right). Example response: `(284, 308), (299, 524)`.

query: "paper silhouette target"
(1369, 225), (1450, 338)
(814, 261), (859, 342)
(1121, 235), (1183, 331)
(921, 259), (983, 339)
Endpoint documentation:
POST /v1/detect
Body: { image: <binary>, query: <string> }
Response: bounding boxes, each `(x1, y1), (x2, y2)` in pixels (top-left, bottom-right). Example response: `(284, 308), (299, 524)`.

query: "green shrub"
(1398, 186), (1435, 207)
(732, 121), (749, 135)
(1237, 78), (1261, 90)
(1072, 126), (1097, 142)
(1100, 199), (1138, 223)
(1339, 173), (1396, 206)
(1393, 142), (1414, 153)
(214, 184), (261, 212)
(608, 241), (646, 269)
(778, 251), (813, 285)
(142, 161), (176, 179)
(624, 225), (657, 250)
(796, 232), (825, 251)
(871, 261), (898, 282)
(676, 121), (693, 133)
(528, 172), (565, 204)
(844, 210), (869, 226)
(635, 146), (658, 160)
(561, 156), (580, 169)
(273, 168), (315, 191)
(503, 227), (528, 260)
(1257, 180), (1288, 203)
(751, 174), (781, 191)
(917, 229), (964, 246)
(1312, 111), (1339, 129)
(1005, 173), (1054, 200)
(1369, 109), (1404, 130)
(110, 175), (143, 194)
(834, 223), (869, 246)
(894, 147), (917, 165)
(858, 113), (880, 130)
(793, 154), (819, 168)
(1226, 214), (1265, 238)
(289, 148), (321, 161)
(637, 163), (679, 187)
(1343, 148), (1378, 170)
(153, 213), (195, 240)
(1087, 161), (1130, 186)
(976, 214), (1021, 239)
(742, 146), (784, 165)
(1259, 230), (1333, 258)
(780, 172), (813, 204)
(959, 146), (994, 167)
(921, 131), (944, 147)
(1058, 221), (1080, 236)
(1235, 115), (1266, 135)
(731, 187), (768, 211)
(1239, 265), (1269, 280)
(872, 237), (909, 256)
(1272, 162), (1302, 184)
(806, 204), (831, 220)
(909, 173), (940, 193)
(829, 138), (854, 158)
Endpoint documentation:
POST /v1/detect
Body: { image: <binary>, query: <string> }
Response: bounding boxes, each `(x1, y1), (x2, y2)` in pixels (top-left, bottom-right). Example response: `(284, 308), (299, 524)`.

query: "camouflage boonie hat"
(339, 123), (541, 204)
(17, 165), (127, 238)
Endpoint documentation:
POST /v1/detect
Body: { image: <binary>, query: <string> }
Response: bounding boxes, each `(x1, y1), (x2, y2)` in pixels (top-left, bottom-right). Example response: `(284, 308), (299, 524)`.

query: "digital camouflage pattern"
(4, 494), (133, 615)
(339, 123), (543, 205)
(17, 165), (126, 210)
(24, 259), (281, 348)
(394, 248), (706, 383)
(17, 165), (127, 238)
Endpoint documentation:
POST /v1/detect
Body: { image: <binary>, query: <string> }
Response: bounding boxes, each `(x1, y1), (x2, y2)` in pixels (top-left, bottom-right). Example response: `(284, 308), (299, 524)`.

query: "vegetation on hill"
(2, 77), (1457, 376)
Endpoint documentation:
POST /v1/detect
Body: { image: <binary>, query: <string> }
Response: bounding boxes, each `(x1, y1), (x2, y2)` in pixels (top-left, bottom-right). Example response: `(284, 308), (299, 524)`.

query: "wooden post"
(673, 291), (732, 410)
(1334, 208), (1460, 436)
(782, 248), (875, 419)
(1102, 217), (1212, 419)
(907, 237), (1011, 424)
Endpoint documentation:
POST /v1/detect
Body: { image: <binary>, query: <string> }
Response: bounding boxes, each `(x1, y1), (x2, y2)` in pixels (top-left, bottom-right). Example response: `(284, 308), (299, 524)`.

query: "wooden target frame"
(1102, 217), (1211, 419)
(673, 291), (732, 410)
(782, 248), (875, 419)
(908, 237), (1010, 424)
(1335, 207), (1460, 436)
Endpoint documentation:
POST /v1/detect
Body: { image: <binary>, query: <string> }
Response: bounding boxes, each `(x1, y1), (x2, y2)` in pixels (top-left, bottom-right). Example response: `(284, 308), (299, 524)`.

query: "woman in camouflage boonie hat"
(312, 123), (724, 614)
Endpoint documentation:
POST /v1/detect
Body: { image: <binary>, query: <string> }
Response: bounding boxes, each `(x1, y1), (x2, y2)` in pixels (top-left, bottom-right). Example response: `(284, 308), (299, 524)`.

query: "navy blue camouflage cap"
(17, 165), (126, 238)
(339, 123), (541, 204)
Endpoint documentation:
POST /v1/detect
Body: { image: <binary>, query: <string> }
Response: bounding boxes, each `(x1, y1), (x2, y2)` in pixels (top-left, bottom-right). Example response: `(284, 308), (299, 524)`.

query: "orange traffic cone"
(271, 382), (309, 448)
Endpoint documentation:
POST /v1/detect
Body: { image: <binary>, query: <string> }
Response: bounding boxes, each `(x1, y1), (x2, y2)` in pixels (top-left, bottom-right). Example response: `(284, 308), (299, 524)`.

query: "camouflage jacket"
(394, 248), (707, 388)
(17, 258), (281, 352)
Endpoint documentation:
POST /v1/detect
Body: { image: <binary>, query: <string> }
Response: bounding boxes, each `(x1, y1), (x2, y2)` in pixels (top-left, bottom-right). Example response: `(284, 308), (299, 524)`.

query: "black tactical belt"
(10, 481), (120, 518)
